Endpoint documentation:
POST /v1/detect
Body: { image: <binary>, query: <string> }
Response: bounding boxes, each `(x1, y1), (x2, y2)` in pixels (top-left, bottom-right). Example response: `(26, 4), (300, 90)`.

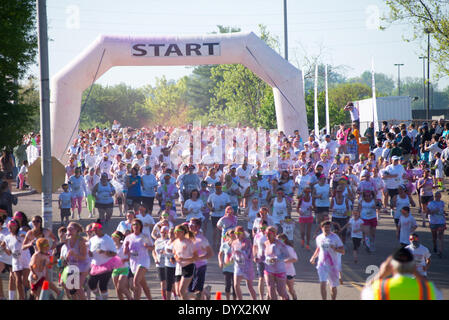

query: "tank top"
(395, 194), (410, 219)
(66, 237), (90, 272)
(332, 197), (347, 219)
(272, 198), (288, 223)
(96, 182), (114, 204)
(299, 196), (313, 217)
(361, 199), (376, 220)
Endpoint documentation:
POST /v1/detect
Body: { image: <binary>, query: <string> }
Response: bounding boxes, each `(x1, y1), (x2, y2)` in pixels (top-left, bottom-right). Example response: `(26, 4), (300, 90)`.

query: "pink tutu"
(90, 255), (122, 276)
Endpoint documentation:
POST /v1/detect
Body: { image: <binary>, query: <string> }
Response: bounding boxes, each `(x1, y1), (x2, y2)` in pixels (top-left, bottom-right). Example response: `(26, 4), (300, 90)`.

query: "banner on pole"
(314, 64), (319, 139)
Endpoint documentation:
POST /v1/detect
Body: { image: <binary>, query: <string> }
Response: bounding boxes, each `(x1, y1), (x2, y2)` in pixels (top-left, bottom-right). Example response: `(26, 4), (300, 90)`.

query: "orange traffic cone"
(39, 280), (50, 300)
(215, 291), (222, 300)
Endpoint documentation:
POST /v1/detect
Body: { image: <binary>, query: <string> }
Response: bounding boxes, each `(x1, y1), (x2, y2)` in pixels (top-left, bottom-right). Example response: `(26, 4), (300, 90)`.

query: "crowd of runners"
(1, 112), (449, 300)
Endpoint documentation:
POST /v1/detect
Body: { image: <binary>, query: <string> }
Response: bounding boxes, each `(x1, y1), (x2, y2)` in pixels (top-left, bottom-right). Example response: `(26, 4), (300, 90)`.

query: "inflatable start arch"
(50, 32), (308, 161)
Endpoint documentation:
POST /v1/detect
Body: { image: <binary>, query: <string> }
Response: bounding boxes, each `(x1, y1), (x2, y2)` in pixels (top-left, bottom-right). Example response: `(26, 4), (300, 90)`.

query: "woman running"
(163, 227), (177, 300)
(69, 167), (87, 220)
(263, 226), (290, 300)
(60, 222), (89, 300)
(183, 189), (204, 222)
(312, 175), (331, 225)
(123, 218), (154, 300)
(172, 223), (199, 300)
(111, 230), (132, 300)
(230, 225), (257, 300)
(391, 185), (416, 236)
(358, 191), (378, 253)
(1, 220), (30, 300)
(87, 222), (121, 300)
(297, 186), (313, 250)
(329, 185), (350, 244)
(269, 188), (291, 233)
(153, 226), (170, 300)
(92, 173), (116, 225)
(426, 192), (446, 257)
(277, 233), (298, 300)
(218, 229), (236, 300)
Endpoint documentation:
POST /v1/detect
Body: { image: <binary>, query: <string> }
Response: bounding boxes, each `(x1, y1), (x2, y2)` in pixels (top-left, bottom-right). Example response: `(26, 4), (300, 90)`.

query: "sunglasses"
(32, 220), (41, 223)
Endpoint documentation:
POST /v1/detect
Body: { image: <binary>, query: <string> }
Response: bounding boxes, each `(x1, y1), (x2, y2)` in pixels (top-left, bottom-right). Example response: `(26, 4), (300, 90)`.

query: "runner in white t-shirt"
(406, 233), (431, 278)
(310, 221), (345, 300)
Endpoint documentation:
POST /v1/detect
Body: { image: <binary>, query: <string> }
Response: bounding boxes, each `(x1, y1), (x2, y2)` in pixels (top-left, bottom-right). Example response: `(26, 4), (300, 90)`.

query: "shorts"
(332, 217), (349, 230)
(95, 202), (114, 209)
(352, 237), (362, 250)
(420, 196), (433, 205)
(1, 263), (12, 273)
(181, 263), (195, 278)
(256, 262), (265, 278)
(211, 216), (221, 228)
(394, 218), (400, 227)
(157, 267), (166, 282)
(112, 267), (129, 278)
(175, 275), (182, 283)
(141, 196), (155, 213)
(189, 265), (207, 293)
(117, 197), (123, 205)
(298, 216), (313, 224)
(287, 275), (295, 280)
(128, 269), (134, 279)
(430, 224), (446, 231)
(316, 207), (329, 214)
(31, 276), (46, 292)
(317, 265), (339, 288)
(387, 189), (398, 199)
(60, 208), (71, 219)
(126, 196), (141, 206)
(362, 218), (377, 228)
(264, 270), (286, 279)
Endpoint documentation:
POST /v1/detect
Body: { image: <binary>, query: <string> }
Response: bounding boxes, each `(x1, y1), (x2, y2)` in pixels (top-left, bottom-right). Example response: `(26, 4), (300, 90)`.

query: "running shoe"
(203, 285), (211, 300)
(89, 212), (93, 219)
(305, 245), (310, 251)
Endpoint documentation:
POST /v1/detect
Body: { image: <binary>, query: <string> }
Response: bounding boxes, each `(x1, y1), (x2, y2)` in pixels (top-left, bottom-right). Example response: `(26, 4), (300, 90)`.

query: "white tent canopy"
(50, 32), (307, 161)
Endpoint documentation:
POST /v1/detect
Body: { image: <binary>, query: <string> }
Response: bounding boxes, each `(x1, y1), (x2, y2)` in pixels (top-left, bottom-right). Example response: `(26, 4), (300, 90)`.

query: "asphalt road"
(3, 190), (449, 300)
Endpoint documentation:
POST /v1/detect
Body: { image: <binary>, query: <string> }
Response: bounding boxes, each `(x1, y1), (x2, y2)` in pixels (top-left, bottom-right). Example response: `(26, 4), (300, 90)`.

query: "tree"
(143, 76), (190, 127)
(305, 82), (373, 129)
(0, 0), (38, 150)
(80, 83), (149, 129)
(185, 25), (241, 122)
(382, 0), (449, 79)
(207, 25), (279, 128)
(349, 71), (395, 96)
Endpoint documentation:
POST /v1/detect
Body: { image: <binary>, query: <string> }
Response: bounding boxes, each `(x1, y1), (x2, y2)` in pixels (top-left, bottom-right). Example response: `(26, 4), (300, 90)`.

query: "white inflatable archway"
(50, 32), (308, 161)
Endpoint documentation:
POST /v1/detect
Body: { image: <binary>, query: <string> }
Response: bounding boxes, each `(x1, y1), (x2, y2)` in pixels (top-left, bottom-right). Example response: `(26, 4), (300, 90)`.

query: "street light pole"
(419, 56), (426, 112)
(283, 0), (288, 60)
(394, 63), (404, 96)
(36, 0), (53, 230)
(424, 28), (433, 120)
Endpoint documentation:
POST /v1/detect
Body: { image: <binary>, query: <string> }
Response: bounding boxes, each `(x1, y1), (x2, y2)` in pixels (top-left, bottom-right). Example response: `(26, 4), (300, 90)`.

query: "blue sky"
(32, 0), (448, 89)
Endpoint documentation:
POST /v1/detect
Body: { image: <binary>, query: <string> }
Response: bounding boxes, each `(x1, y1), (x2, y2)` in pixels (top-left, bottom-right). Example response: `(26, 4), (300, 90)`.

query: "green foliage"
(305, 82), (374, 129)
(0, 0), (38, 151)
(80, 83), (148, 128)
(142, 76), (190, 127)
(383, 0), (449, 79)
(349, 71), (395, 96)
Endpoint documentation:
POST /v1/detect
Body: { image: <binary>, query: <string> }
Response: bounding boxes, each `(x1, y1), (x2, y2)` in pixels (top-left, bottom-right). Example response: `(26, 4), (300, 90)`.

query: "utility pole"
(419, 56), (426, 112)
(36, 0), (53, 230)
(394, 63), (404, 96)
(283, 0), (288, 60)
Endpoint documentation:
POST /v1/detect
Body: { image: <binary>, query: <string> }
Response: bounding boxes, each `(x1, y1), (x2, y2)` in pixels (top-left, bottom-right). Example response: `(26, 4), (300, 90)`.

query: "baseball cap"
(392, 156), (401, 161)
(145, 166), (152, 170)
